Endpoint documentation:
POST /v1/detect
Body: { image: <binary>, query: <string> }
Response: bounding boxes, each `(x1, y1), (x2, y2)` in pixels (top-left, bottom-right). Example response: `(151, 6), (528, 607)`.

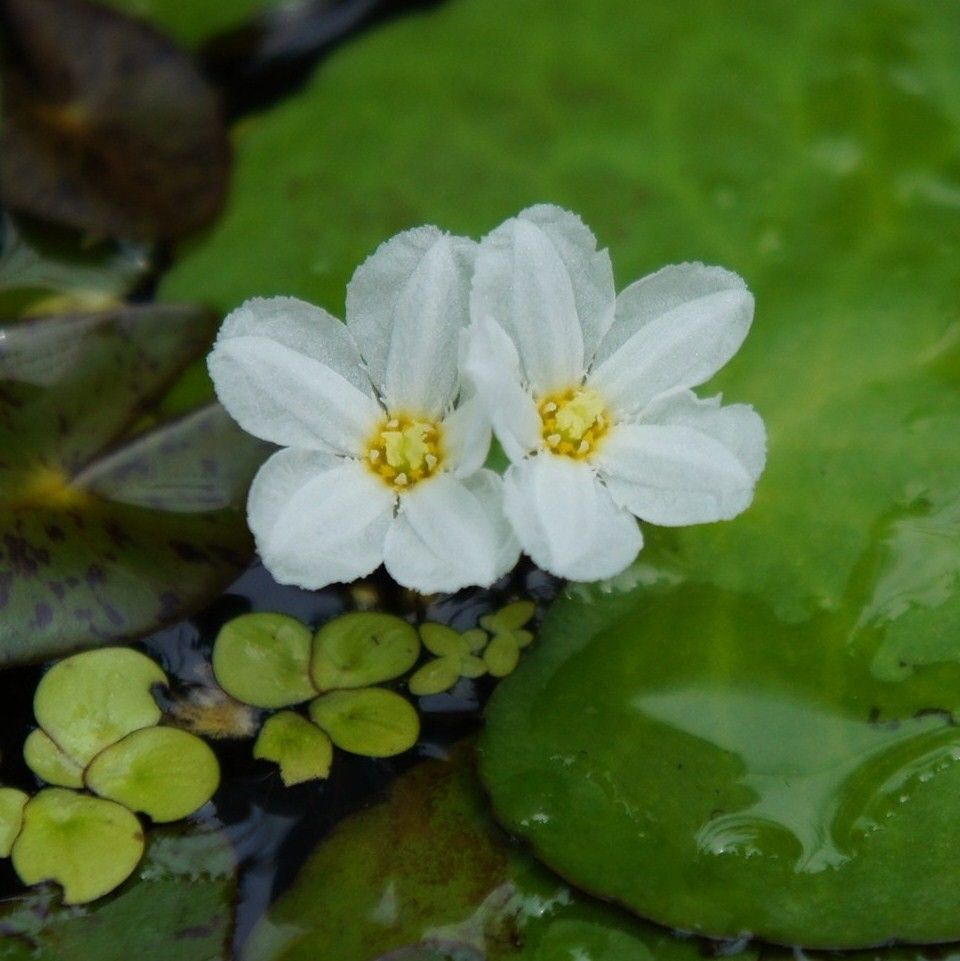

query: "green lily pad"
(0, 305), (269, 666)
(408, 658), (462, 697)
(254, 711), (334, 786)
(308, 689), (419, 758)
(310, 613), (420, 692)
(23, 728), (84, 788)
(213, 613), (316, 709)
(244, 743), (728, 961)
(12, 788), (145, 904)
(86, 726), (220, 823)
(0, 787), (29, 857)
(34, 647), (167, 767)
(0, 822), (237, 960)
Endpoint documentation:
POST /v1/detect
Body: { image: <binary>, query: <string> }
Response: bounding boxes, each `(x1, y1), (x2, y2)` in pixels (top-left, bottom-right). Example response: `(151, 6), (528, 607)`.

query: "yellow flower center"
(538, 387), (610, 459)
(365, 414), (444, 491)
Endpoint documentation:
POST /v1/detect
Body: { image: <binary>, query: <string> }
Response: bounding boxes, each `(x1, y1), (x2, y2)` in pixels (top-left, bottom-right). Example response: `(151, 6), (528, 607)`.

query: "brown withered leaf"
(0, 0), (231, 241)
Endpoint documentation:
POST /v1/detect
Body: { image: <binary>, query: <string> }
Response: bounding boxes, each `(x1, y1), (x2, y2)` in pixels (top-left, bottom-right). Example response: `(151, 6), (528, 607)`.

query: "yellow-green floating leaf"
(483, 634), (521, 678)
(254, 711), (334, 786)
(0, 788), (29, 858)
(309, 689), (419, 758)
(419, 623), (464, 658)
(86, 727), (220, 823)
(34, 648), (167, 766)
(480, 601), (535, 634)
(408, 659), (461, 697)
(12, 788), (144, 904)
(213, 612), (315, 709)
(23, 728), (84, 788)
(311, 613), (420, 692)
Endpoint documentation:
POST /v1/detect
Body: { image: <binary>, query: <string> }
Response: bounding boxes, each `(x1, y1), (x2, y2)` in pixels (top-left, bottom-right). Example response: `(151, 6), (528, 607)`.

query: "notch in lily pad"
(254, 711), (334, 786)
(311, 613), (420, 692)
(85, 727), (220, 823)
(12, 788), (144, 904)
(213, 612), (316, 708)
(309, 689), (419, 758)
(23, 728), (84, 788)
(34, 647), (167, 766)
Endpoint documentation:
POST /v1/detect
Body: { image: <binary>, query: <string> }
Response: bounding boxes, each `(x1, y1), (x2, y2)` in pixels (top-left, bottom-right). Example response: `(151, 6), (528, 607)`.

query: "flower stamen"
(538, 387), (610, 460)
(365, 414), (444, 491)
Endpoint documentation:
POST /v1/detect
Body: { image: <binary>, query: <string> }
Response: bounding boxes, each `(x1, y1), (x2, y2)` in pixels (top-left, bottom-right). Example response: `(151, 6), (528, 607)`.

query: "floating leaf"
(479, 602), (535, 635)
(0, 787), (29, 857)
(213, 613), (315, 709)
(254, 710), (333, 786)
(0, 0), (230, 240)
(100, 0), (280, 47)
(85, 726), (220, 823)
(12, 788), (145, 904)
(408, 658), (461, 697)
(23, 728), (84, 788)
(308, 689), (419, 758)
(243, 743), (713, 961)
(0, 822), (237, 959)
(34, 647), (166, 766)
(0, 306), (268, 666)
(482, 634), (520, 679)
(311, 613), (420, 692)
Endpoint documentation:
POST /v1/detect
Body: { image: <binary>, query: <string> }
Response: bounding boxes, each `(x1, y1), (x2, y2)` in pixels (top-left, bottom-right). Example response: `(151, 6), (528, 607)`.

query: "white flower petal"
(642, 388), (767, 480)
(588, 263), (754, 416)
(518, 204), (616, 363)
(595, 421), (757, 526)
(383, 471), (520, 593)
(460, 317), (542, 462)
(442, 394), (491, 478)
(503, 455), (643, 581)
(346, 227), (476, 416)
(248, 449), (394, 589)
(471, 214), (587, 394)
(209, 297), (383, 453)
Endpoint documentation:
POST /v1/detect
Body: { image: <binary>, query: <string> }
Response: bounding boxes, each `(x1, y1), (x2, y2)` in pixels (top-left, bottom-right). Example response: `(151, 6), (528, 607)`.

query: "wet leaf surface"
(308, 688), (419, 758)
(0, 307), (269, 666)
(243, 743), (713, 961)
(0, 0), (230, 240)
(0, 823), (237, 960)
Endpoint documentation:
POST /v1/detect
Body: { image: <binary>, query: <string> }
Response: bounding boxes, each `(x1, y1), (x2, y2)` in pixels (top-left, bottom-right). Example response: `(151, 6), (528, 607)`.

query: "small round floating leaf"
(311, 613), (420, 692)
(409, 659), (461, 697)
(34, 648), (167, 766)
(461, 629), (488, 654)
(309, 689), (419, 758)
(212, 613), (315, 709)
(86, 727), (220, 823)
(23, 728), (83, 788)
(12, 788), (144, 904)
(420, 623), (465, 658)
(459, 655), (487, 680)
(513, 629), (534, 649)
(0, 788), (29, 857)
(480, 601), (535, 634)
(254, 711), (334, 786)
(483, 635), (520, 678)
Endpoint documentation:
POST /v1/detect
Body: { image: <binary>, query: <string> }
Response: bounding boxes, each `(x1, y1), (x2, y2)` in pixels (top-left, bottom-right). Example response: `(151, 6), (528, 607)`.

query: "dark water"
(0, 560), (558, 952)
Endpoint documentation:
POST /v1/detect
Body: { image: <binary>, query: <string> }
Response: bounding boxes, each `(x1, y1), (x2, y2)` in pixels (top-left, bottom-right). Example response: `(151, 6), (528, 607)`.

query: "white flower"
(463, 204), (766, 581)
(208, 227), (520, 594)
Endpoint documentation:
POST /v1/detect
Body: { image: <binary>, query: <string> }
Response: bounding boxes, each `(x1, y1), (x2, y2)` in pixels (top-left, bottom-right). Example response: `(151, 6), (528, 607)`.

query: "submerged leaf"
(0, 0), (230, 240)
(308, 688), (419, 758)
(23, 728), (84, 788)
(12, 788), (145, 904)
(311, 613), (420, 692)
(254, 711), (333, 786)
(0, 787), (29, 857)
(34, 647), (166, 766)
(213, 613), (315, 709)
(0, 306), (268, 666)
(85, 726), (220, 823)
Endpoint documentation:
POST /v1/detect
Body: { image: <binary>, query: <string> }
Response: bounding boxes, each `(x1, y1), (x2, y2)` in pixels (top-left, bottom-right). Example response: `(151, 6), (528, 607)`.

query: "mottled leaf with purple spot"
(0, 306), (270, 666)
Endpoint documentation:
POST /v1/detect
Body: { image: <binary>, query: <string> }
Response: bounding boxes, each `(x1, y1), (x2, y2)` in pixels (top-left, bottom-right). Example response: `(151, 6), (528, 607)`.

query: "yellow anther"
(538, 387), (610, 461)
(365, 414), (444, 492)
